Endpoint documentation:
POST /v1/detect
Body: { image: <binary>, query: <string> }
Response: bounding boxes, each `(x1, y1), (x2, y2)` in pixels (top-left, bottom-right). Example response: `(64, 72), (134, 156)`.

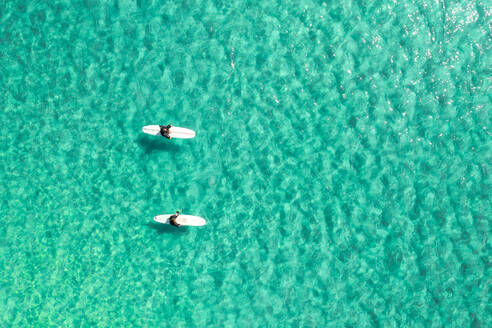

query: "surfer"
(159, 124), (172, 139)
(169, 211), (181, 227)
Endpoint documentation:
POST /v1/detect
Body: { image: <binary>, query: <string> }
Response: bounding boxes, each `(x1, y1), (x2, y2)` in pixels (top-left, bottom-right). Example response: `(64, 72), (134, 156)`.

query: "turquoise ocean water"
(1, 0), (491, 326)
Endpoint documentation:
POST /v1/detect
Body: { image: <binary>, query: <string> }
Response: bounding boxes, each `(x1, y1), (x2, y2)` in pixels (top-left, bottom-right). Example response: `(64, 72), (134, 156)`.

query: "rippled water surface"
(1, 0), (490, 326)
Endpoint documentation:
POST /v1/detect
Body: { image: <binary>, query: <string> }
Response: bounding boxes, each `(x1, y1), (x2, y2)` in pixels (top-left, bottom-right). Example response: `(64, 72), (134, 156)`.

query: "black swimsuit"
(169, 214), (180, 227)
(160, 125), (171, 138)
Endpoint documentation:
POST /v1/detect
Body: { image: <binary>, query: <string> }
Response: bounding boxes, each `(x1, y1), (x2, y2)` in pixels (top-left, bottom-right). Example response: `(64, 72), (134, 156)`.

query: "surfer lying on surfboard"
(142, 125), (196, 139)
(159, 124), (172, 139)
(154, 213), (206, 226)
(169, 211), (181, 227)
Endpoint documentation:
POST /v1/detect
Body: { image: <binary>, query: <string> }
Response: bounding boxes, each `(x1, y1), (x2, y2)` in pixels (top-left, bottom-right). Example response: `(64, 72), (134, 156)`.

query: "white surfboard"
(154, 214), (206, 226)
(142, 125), (196, 139)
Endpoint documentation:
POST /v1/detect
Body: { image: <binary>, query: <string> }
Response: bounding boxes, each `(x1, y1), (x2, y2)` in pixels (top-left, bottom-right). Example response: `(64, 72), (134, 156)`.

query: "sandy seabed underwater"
(0, 0), (491, 327)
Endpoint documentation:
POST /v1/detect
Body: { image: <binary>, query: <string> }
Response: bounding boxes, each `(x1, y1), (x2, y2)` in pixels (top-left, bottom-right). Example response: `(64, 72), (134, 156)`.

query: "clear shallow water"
(0, 0), (490, 326)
